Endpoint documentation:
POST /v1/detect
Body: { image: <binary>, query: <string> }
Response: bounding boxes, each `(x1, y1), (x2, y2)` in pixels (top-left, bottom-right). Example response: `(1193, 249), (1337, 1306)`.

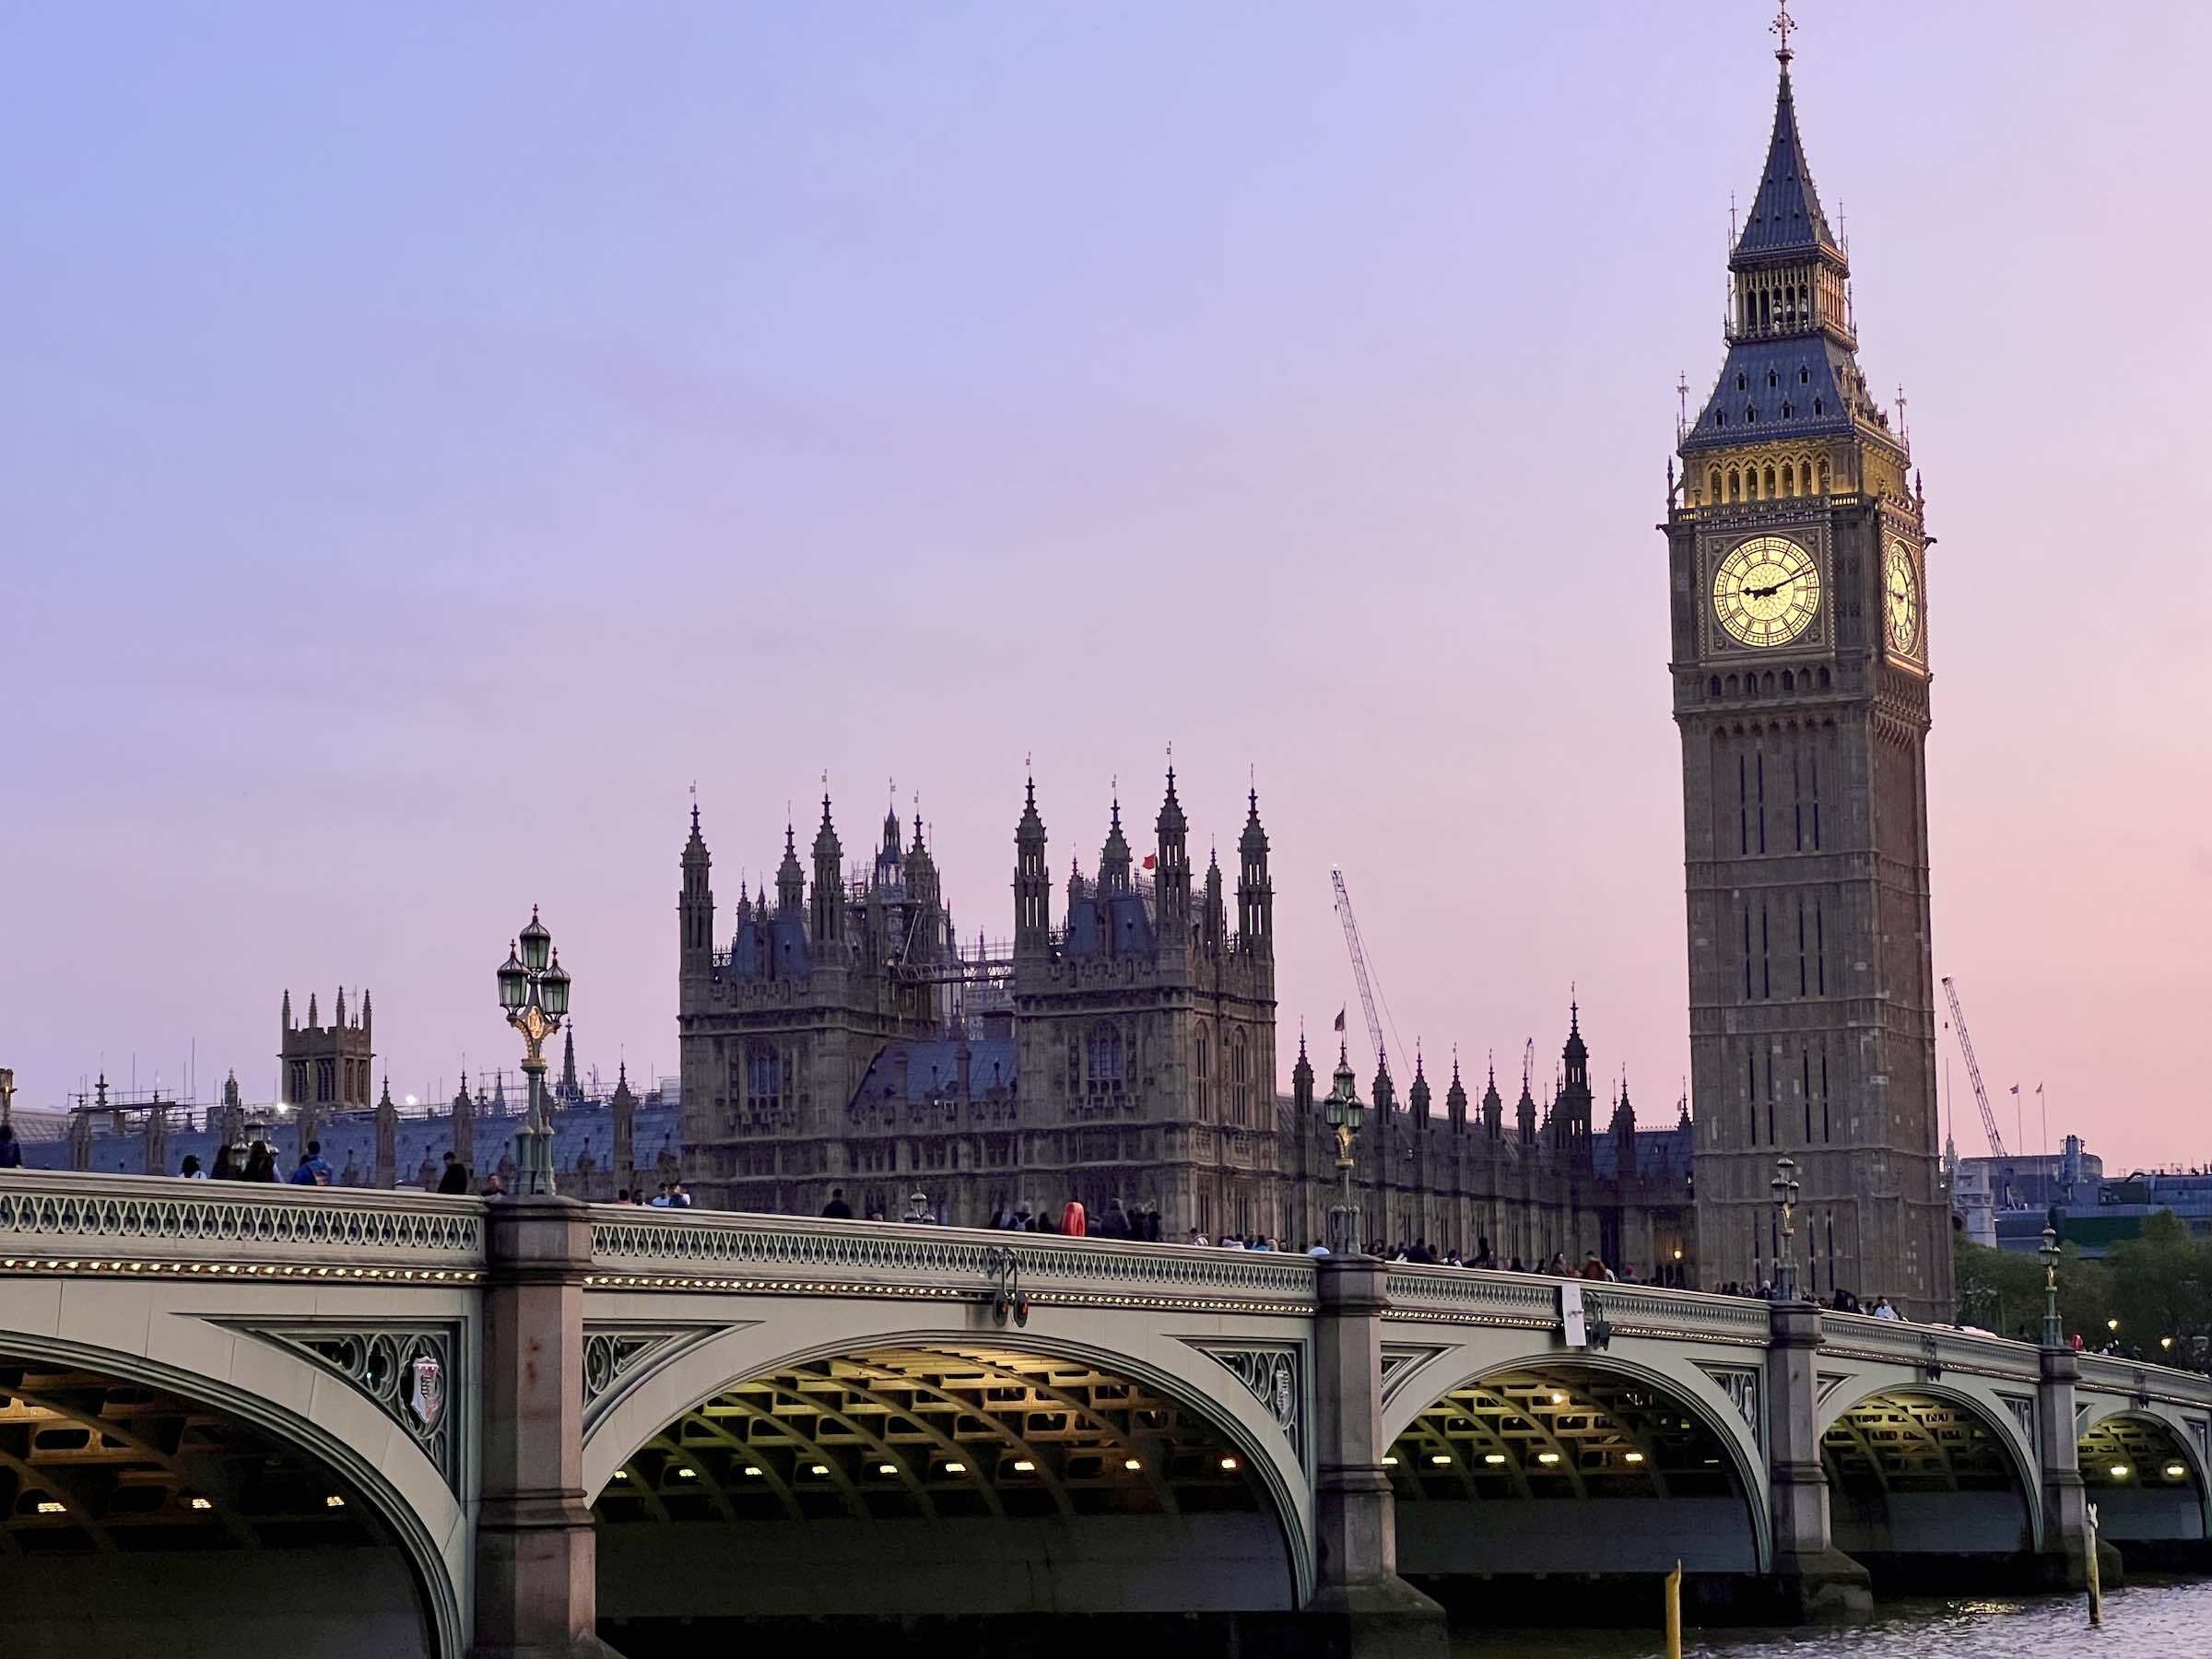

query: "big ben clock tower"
(1669, 19), (1953, 1318)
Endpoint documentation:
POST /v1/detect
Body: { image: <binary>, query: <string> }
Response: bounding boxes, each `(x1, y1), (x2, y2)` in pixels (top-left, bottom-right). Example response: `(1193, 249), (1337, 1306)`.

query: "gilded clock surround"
(1712, 534), (1822, 649)
(1884, 537), (1921, 658)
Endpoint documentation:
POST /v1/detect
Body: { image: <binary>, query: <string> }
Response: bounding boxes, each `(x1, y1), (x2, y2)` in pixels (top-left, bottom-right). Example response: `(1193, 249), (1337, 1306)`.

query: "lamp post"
(496, 905), (571, 1197)
(2039, 1225), (2064, 1348)
(1770, 1154), (1801, 1301)
(1322, 1042), (1367, 1255)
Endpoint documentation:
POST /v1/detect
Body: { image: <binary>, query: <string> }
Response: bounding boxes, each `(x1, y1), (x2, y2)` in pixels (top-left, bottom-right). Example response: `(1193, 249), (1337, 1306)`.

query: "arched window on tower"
(1817, 460), (1830, 492)
(1087, 1022), (1124, 1094)
(1230, 1029), (1251, 1126)
(1763, 465), (1777, 497)
(1708, 676), (1723, 699)
(1194, 1026), (1211, 1120)
(1727, 467), (1741, 501)
(1781, 669), (1795, 692)
(1781, 462), (1795, 495)
(746, 1041), (782, 1117)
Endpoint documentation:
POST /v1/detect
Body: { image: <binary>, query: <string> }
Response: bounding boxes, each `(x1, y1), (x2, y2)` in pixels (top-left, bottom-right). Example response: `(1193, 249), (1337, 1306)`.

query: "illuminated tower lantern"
(1667, 14), (1952, 1317)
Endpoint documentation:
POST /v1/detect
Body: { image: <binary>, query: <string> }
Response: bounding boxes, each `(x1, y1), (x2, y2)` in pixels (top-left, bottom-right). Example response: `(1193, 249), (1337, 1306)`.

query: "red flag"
(1141, 853), (1157, 870)
(1333, 1008), (1347, 1033)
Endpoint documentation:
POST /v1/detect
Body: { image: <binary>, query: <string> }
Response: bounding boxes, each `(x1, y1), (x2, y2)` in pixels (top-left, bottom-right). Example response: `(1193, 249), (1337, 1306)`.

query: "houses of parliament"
(676, 775), (1698, 1277)
(677, 35), (1955, 1312)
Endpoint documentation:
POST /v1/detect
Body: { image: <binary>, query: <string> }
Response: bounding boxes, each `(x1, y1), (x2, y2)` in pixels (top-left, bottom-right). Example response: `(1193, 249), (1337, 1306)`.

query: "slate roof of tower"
(1734, 67), (1841, 262)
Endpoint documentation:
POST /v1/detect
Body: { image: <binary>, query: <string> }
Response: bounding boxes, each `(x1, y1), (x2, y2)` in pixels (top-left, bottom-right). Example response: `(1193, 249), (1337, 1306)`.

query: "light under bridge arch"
(579, 1309), (1313, 1624)
(1376, 1346), (1771, 1579)
(2074, 1400), (2212, 1549)
(0, 1327), (465, 1657)
(1815, 1380), (2042, 1562)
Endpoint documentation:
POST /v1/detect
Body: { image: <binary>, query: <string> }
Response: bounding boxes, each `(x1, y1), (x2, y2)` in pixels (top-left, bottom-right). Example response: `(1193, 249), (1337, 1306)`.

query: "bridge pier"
(475, 1195), (623, 1659)
(2033, 1346), (2124, 1592)
(1762, 1302), (1873, 1620)
(1309, 1257), (1448, 1659)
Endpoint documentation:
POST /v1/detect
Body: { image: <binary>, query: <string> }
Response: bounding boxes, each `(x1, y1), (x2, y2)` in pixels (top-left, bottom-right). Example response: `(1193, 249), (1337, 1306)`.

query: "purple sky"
(4, 5), (2206, 1168)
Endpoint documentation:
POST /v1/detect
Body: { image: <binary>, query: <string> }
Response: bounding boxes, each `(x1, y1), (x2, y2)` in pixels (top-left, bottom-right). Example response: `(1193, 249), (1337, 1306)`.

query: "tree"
(1954, 1239), (2110, 1345)
(2105, 1211), (2212, 1359)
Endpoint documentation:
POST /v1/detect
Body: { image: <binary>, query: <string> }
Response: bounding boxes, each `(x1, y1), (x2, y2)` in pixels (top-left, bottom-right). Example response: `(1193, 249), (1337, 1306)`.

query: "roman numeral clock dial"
(1712, 535), (1820, 648)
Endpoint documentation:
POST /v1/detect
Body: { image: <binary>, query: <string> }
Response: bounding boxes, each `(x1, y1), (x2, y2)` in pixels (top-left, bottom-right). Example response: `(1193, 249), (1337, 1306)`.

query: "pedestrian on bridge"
(820, 1188), (853, 1219)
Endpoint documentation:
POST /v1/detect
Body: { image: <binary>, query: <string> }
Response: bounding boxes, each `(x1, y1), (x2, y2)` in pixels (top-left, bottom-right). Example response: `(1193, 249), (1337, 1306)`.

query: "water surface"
(1452, 1579), (2207, 1656)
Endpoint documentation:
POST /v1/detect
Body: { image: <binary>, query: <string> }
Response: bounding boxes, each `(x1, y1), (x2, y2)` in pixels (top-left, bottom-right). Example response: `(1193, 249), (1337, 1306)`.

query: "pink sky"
(3, 5), (2206, 1169)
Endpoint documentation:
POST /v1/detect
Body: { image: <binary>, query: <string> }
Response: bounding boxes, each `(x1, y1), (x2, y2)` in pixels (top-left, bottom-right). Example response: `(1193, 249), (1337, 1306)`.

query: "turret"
(679, 799), (715, 979)
(1446, 1053), (1470, 1134)
(1202, 852), (1228, 950)
(1481, 1061), (1504, 1140)
(1236, 788), (1272, 957)
(559, 1027), (580, 1103)
(1100, 797), (1132, 896)
(775, 822), (806, 916)
(1013, 777), (1051, 958)
(1291, 1031), (1314, 1116)
(373, 1077), (397, 1189)
(1515, 1071), (1536, 1147)
(611, 1061), (637, 1191)
(452, 1071), (476, 1167)
(1154, 767), (1191, 938)
(810, 794), (844, 949)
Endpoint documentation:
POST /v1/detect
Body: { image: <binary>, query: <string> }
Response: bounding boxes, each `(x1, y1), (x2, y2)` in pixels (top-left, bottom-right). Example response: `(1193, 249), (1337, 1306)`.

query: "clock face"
(1712, 535), (1821, 649)
(1884, 539), (1920, 654)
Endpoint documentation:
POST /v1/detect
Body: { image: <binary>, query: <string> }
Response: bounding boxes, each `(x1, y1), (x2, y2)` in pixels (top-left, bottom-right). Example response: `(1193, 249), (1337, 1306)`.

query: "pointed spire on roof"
(1734, 13), (1841, 265)
(1018, 771), (1044, 841)
(1156, 760), (1186, 838)
(683, 785), (709, 863)
(307, 991), (319, 1028)
(1239, 783), (1268, 855)
(812, 791), (840, 861)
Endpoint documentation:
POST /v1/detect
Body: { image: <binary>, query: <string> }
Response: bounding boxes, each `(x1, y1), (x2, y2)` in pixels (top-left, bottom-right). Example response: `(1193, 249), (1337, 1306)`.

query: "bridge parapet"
(584, 1210), (1318, 1313)
(0, 1169), (486, 1282)
(1382, 1265), (1771, 1347)
(2076, 1351), (2212, 1411)
(1818, 1309), (2042, 1385)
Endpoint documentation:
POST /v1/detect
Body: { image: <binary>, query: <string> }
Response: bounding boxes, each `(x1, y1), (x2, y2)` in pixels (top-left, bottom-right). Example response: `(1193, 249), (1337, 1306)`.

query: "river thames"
(1455, 1580), (2210, 1656)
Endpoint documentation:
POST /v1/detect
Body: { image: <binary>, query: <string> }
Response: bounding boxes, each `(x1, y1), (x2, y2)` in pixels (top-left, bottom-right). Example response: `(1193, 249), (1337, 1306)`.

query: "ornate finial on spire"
(1771, 1), (1796, 66)
(689, 780), (699, 831)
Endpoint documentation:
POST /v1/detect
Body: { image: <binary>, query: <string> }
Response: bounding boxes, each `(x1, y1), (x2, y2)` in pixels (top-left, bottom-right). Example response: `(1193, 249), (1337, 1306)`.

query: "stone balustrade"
(0, 1168), (486, 1280)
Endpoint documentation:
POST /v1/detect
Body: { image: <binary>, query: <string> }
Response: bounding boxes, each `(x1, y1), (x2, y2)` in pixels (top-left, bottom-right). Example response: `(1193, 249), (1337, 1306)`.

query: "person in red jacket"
(1061, 1198), (1088, 1237)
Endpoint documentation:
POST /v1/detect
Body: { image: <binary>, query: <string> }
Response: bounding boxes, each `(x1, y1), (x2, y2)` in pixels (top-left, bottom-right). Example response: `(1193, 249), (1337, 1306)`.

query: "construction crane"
(1940, 975), (2006, 1159)
(1330, 870), (1404, 1075)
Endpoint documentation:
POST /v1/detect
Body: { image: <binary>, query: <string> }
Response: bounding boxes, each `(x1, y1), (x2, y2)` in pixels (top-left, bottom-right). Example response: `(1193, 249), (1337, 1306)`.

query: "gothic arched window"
(1727, 468), (1741, 501)
(1230, 1029), (1251, 1125)
(1781, 462), (1795, 495)
(1707, 468), (1722, 504)
(1763, 465), (1777, 497)
(1088, 1022), (1124, 1089)
(1194, 1026), (1211, 1120)
(746, 1041), (781, 1115)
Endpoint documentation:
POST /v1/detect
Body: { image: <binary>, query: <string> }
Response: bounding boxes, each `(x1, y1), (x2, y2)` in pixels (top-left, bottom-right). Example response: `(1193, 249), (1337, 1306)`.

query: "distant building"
(279, 985), (374, 1139)
(14, 1070), (681, 1198)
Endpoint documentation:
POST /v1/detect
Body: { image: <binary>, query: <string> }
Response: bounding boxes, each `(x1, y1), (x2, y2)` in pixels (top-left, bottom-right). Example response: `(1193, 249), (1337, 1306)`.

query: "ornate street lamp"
(495, 905), (571, 1196)
(2039, 1225), (2064, 1348)
(1770, 1155), (1801, 1300)
(1323, 1042), (1367, 1256)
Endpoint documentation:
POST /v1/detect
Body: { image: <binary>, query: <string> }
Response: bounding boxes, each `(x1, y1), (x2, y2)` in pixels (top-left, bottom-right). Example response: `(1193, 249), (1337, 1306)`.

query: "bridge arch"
(0, 1330), (464, 1657)
(2077, 1406), (2210, 1551)
(581, 1313), (1312, 1632)
(1378, 1349), (1771, 1581)
(1817, 1382), (2041, 1565)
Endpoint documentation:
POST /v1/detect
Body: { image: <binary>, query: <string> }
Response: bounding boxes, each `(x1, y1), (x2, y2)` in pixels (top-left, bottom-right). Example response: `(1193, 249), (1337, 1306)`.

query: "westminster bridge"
(2, 1174), (2208, 1657)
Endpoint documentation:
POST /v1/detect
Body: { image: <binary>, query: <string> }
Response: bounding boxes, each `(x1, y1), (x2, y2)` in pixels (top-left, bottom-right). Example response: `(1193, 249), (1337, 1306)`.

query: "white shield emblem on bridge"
(408, 1353), (446, 1430)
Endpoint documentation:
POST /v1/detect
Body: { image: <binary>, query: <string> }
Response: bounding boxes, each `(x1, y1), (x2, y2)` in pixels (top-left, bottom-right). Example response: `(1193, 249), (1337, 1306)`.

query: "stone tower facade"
(278, 986), (374, 1134)
(1668, 42), (1951, 1316)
